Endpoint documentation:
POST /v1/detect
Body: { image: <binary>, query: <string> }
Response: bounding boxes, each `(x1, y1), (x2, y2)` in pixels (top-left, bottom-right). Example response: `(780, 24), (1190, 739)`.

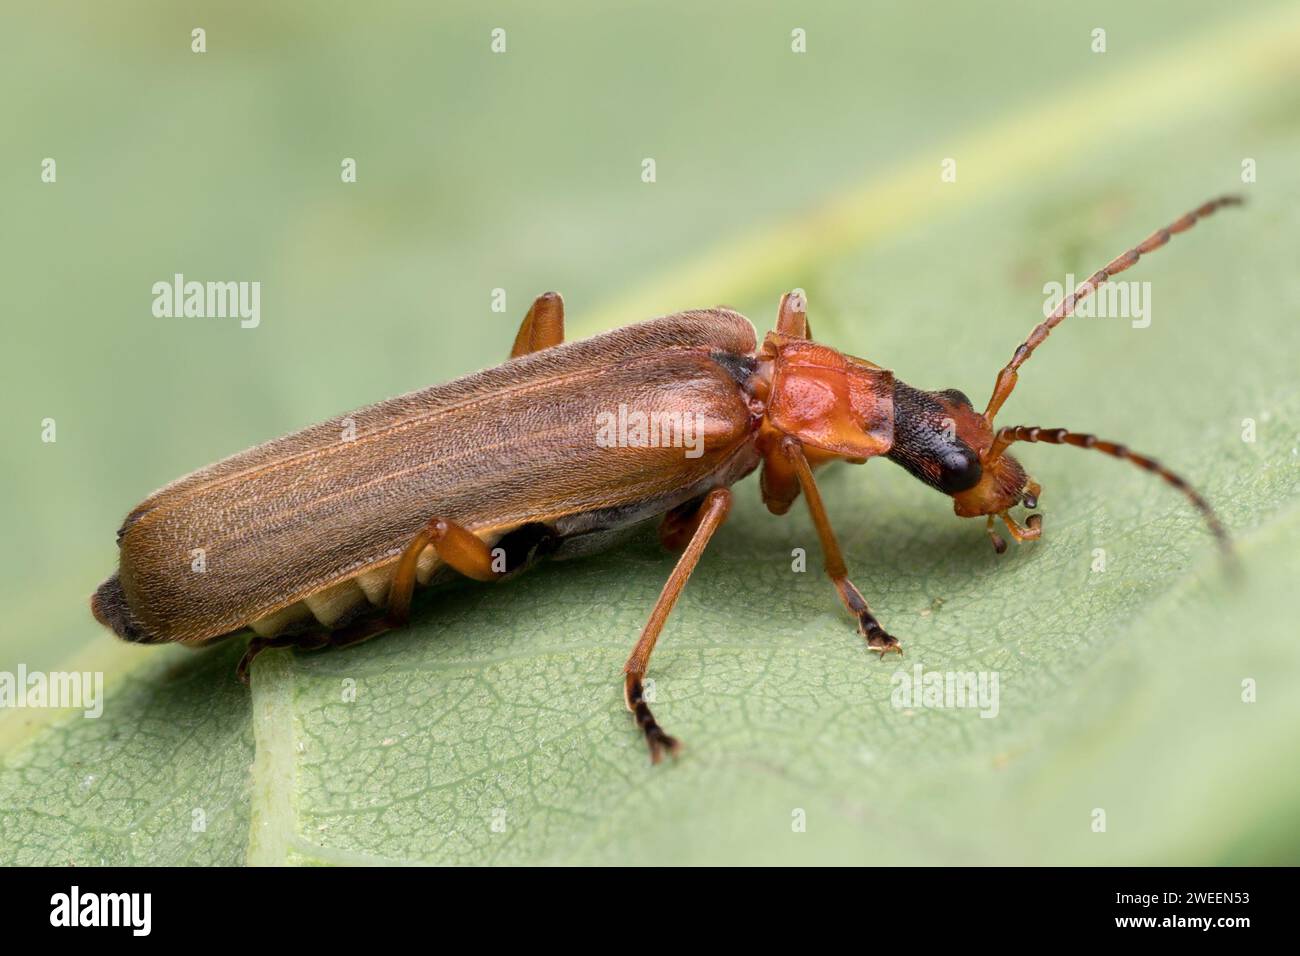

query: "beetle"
(92, 196), (1237, 761)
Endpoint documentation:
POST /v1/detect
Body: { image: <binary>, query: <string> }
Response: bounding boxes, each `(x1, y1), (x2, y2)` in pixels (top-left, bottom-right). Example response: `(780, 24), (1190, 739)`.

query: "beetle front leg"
(774, 288), (813, 340)
(509, 291), (565, 358)
(624, 487), (732, 763)
(780, 438), (901, 657)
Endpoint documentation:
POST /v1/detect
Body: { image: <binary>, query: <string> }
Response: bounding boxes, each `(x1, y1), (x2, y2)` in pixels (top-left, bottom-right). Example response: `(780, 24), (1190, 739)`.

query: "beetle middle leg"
(780, 437), (901, 657)
(509, 291), (565, 358)
(624, 487), (732, 763)
(657, 494), (709, 551)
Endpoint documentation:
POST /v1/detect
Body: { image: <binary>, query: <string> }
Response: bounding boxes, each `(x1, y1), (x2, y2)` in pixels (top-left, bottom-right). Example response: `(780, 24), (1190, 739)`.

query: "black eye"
(937, 444), (982, 494)
(939, 388), (972, 408)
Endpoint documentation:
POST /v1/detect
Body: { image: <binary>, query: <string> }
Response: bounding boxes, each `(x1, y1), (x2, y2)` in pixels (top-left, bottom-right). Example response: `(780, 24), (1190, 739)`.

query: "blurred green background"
(2, 1), (1299, 865)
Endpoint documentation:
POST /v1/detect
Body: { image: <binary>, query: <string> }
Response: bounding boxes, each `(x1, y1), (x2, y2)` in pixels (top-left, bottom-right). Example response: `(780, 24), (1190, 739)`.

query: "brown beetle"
(93, 196), (1237, 761)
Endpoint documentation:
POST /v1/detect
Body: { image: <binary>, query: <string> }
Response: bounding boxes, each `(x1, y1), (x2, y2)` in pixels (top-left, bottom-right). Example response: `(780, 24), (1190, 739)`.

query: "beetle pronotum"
(93, 196), (1238, 761)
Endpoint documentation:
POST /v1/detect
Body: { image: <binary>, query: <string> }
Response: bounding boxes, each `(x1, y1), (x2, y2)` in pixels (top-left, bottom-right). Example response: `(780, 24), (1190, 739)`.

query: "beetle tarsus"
(848, 595), (902, 657)
(626, 673), (682, 764)
(864, 625), (903, 658)
(235, 637), (269, 684)
(834, 578), (902, 657)
(644, 724), (682, 765)
(234, 627), (345, 684)
(621, 489), (732, 765)
(986, 516), (1009, 554)
(1000, 511), (1042, 543)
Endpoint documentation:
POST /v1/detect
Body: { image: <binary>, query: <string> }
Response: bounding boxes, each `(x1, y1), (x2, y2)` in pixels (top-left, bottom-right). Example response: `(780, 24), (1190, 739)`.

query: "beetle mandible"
(93, 196), (1238, 761)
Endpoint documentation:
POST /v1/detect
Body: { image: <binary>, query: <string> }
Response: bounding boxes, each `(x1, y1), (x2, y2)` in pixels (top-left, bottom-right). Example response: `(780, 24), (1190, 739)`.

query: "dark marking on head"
(886, 381), (983, 494)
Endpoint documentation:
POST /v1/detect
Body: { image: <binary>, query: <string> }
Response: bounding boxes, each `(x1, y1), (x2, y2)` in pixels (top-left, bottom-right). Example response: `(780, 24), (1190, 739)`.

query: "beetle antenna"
(983, 195), (1243, 423)
(987, 425), (1231, 556)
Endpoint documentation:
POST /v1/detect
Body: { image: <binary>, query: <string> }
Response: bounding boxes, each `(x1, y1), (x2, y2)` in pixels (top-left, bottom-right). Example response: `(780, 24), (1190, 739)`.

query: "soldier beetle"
(93, 196), (1238, 761)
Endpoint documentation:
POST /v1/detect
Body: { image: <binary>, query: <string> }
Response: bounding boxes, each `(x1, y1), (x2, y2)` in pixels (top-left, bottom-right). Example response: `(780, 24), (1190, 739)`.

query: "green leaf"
(4, 2), (1299, 865)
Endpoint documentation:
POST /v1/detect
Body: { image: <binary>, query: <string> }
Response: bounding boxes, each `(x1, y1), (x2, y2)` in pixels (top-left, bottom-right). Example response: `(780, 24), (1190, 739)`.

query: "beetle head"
(885, 382), (1040, 549)
(755, 272), (1228, 557)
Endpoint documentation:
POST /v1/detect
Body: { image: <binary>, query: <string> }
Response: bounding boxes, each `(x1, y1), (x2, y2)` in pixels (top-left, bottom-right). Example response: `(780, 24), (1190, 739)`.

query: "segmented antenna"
(988, 425), (1230, 555)
(984, 196), (1243, 422)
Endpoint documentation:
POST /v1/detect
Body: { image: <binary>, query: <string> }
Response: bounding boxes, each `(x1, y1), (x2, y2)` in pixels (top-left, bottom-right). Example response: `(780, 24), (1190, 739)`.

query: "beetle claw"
(629, 676), (683, 765)
(646, 727), (682, 765)
(235, 638), (269, 685)
(864, 626), (903, 658)
(984, 515), (1008, 553)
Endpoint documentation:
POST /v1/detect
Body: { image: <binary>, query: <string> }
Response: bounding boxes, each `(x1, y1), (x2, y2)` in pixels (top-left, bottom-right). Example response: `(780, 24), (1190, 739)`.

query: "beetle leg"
(657, 495), (708, 551)
(774, 289), (813, 340)
(509, 291), (565, 357)
(236, 517), (501, 684)
(758, 447), (801, 515)
(387, 515), (502, 619)
(781, 437), (902, 657)
(1000, 511), (1042, 543)
(236, 613), (405, 684)
(985, 515), (1008, 554)
(624, 487), (732, 763)
(236, 630), (330, 683)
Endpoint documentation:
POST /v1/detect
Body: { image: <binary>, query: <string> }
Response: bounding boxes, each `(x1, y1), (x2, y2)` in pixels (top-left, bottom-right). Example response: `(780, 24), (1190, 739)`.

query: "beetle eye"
(937, 444), (982, 494)
(939, 388), (973, 408)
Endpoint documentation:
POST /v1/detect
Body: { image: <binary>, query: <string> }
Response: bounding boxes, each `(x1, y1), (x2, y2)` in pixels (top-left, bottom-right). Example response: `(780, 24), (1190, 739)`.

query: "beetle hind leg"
(237, 515), (504, 684)
(625, 673), (680, 764)
(236, 613), (399, 684)
(237, 629), (330, 684)
(624, 487), (733, 763)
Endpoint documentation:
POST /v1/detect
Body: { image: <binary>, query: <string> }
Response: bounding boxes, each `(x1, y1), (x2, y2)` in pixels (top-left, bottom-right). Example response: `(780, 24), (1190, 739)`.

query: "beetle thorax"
(756, 334), (896, 463)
